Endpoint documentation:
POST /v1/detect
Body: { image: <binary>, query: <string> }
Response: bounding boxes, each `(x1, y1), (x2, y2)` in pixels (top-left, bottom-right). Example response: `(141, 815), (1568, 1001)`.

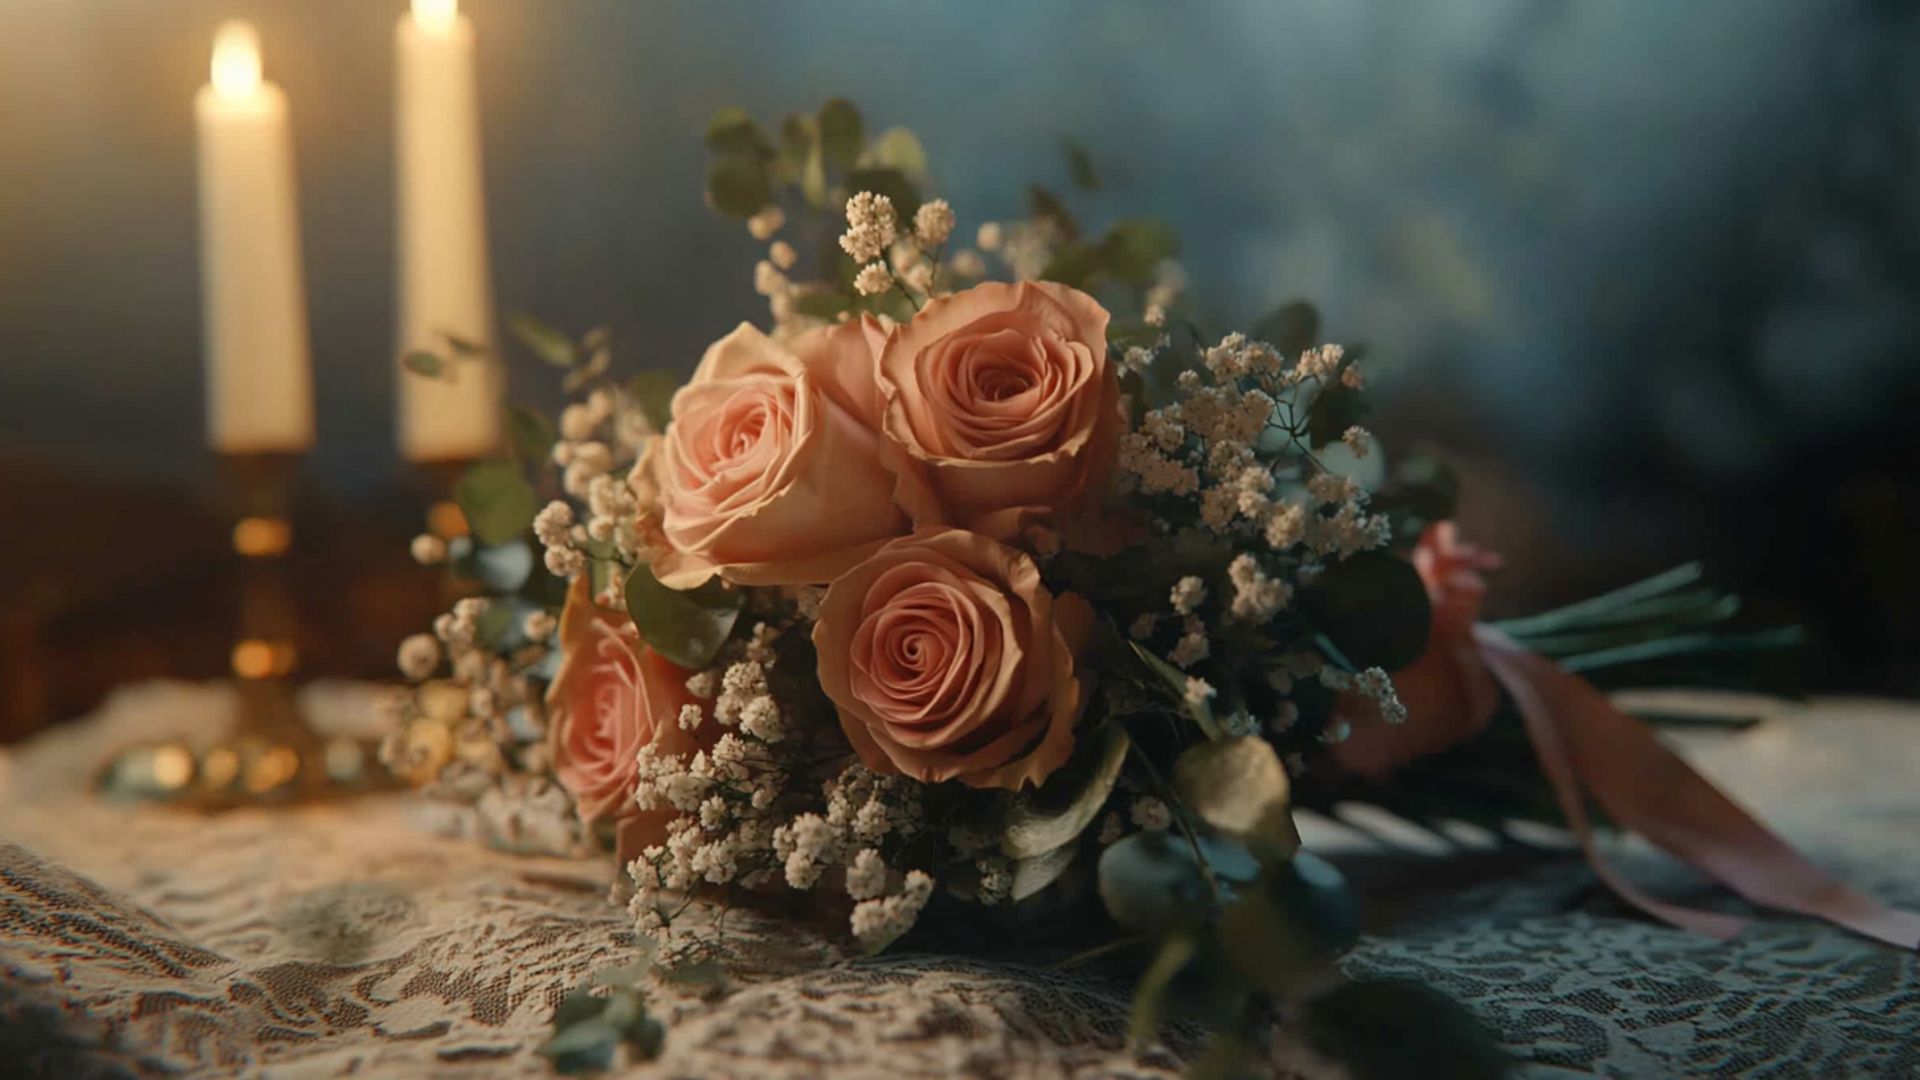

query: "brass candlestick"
(98, 452), (388, 807)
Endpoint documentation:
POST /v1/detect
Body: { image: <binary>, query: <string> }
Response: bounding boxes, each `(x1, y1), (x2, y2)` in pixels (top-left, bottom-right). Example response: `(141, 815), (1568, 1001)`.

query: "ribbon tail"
(1473, 624), (1920, 950)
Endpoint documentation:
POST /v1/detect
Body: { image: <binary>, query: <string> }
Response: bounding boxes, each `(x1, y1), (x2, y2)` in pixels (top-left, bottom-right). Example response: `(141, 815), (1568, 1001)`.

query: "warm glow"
(210, 21), (262, 99)
(151, 745), (195, 790)
(232, 516), (293, 557)
(246, 745), (303, 793)
(231, 639), (298, 679)
(427, 499), (470, 539)
(412, 0), (459, 31)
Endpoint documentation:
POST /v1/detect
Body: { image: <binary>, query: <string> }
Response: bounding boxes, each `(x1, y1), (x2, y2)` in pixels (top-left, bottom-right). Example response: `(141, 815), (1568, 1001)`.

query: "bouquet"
(382, 100), (1918, 1076)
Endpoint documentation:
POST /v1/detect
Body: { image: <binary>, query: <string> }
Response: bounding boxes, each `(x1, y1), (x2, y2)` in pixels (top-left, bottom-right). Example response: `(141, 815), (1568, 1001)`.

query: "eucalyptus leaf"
(1250, 300), (1320, 357)
(843, 166), (920, 219)
(1009, 842), (1080, 903)
(624, 562), (744, 670)
(1298, 551), (1430, 673)
(401, 350), (443, 378)
(507, 313), (577, 368)
(1304, 979), (1509, 1080)
(704, 106), (771, 157)
(1065, 140), (1100, 190)
(473, 540), (535, 593)
(1028, 184), (1079, 241)
(507, 403), (556, 465)
(1096, 829), (1258, 934)
(801, 139), (828, 209)
(627, 370), (680, 433)
(441, 331), (490, 357)
(818, 97), (864, 170)
(1172, 736), (1300, 863)
(1275, 851), (1361, 955)
(862, 127), (928, 182)
(456, 460), (539, 546)
(1129, 930), (1197, 1046)
(1000, 725), (1131, 858)
(1306, 382), (1371, 448)
(1039, 241), (1104, 289)
(707, 154), (772, 218)
(792, 290), (853, 320)
(1101, 218), (1178, 287)
(660, 955), (725, 988)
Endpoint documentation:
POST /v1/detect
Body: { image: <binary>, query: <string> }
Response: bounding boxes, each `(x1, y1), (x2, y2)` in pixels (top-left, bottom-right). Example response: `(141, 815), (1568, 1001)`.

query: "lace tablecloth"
(1, 682), (1916, 1078)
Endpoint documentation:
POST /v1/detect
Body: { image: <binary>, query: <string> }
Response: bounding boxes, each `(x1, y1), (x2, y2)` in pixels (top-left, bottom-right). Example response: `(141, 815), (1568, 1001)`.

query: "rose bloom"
(812, 527), (1094, 790)
(635, 318), (911, 588)
(545, 575), (709, 862)
(875, 281), (1125, 545)
(1329, 522), (1504, 781)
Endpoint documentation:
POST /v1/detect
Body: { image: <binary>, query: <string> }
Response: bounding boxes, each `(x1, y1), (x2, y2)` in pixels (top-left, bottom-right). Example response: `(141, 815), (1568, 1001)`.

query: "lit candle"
(396, 0), (501, 462)
(196, 22), (314, 453)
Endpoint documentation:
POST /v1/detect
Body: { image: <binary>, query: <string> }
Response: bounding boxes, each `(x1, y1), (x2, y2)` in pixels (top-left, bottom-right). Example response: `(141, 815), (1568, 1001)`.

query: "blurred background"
(4, 0), (1919, 739)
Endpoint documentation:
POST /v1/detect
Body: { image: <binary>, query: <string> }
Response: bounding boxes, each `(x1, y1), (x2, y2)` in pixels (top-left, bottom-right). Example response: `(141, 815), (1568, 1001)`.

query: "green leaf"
(1009, 842), (1081, 903)
(1250, 300), (1320, 357)
(1000, 725), (1131, 859)
(1097, 829), (1259, 934)
(1028, 184), (1079, 242)
(801, 139), (828, 209)
(1272, 851), (1360, 955)
(1039, 241), (1105, 289)
(400, 350), (443, 378)
(707, 153), (772, 218)
(507, 313), (577, 368)
(624, 562), (744, 670)
(818, 97), (864, 171)
(1127, 641), (1220, 739)
(792, 290), (853, 320)
(1101, 218), (1179, 287)
(1172, 736), (1299, 863)
(704, 106), (771, 157)
(659, 955), (725, 989)
(843, 166), (921, 220)
(626, 370), (680, 433)
(456, 460), (539, 546)
(507, 403), (556, 465)
(1304, 979), (1510, 1080)
(1129, 930), (1197, 1046)
(1306, 382), (1371, 448)
(1298, 550), (1430, 672)
(441, 332), (489, 357)
(473, 541), (535, 594)
(862, 127), (928, 183)
(1065, 140), (1101, 190)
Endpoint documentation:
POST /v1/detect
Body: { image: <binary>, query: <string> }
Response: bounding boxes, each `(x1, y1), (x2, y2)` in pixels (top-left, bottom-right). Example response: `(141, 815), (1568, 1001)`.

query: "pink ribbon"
(1473, 624), (1920, 949)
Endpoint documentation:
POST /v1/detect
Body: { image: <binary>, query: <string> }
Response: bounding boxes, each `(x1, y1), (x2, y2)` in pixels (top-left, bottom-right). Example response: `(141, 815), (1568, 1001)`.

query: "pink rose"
(1330, 522), (1505, 781)
(545, 575), (708, 862)
(875, 282), (1125, 545)
(812, 527), (1094, 790)
(637, 318), (911, 588)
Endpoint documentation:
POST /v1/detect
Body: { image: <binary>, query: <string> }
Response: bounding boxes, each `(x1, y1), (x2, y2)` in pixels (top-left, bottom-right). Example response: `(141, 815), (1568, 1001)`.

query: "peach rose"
(545, 575), (708, 862)
(1330, 522), (1504, 781)
(875, 281), (1125, 545)
(812, 527), (1095, 790)
(637, 318), (911, 588)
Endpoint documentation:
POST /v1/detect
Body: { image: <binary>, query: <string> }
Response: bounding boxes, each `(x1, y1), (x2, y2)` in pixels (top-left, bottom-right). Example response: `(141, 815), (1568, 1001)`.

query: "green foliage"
(400, 350), (443, 378)
(623, 562), (744, 670)
(706, 153), (773, 218)
(507, 403), (556, 465)
(703, 107), (772, 157)
(863, 127), (929, 183)
(472, 540), (534, 594)
(1065, 140), (1101, 190)
(1250, 300), (1320, 356)
(537, 984), (665, 1075)
(844, 166), (921, 219)
(1096, 829), (1259, 935)
(626, 370), (680, 433)
(1128, 641), (1221, 738)
(1129, 930), (1198, 1045)
(456, 460), (538, 546)
(1298, 551), (1431, 672)
(1000, 724), (1132, 859)
(1172, 737), (1300, 862)
(1306, 382), (1371, 448)
(1102, 218), (1179, 287)
(1303, 979), (1509, 1080)
(1028, 184), (1080, 241)
(817, 98), (864, 170)
(507, 313), (578, 368)
(792, 290), (854, 320)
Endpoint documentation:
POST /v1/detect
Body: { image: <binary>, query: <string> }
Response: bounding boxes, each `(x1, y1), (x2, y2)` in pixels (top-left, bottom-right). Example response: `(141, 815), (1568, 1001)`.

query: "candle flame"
(210, 21), (262, 100)
(412, 0), (458, 31)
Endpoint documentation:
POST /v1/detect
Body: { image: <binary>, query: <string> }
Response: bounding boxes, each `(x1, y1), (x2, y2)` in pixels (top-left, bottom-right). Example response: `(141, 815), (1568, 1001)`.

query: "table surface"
(1, 681), (1916, 1079)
